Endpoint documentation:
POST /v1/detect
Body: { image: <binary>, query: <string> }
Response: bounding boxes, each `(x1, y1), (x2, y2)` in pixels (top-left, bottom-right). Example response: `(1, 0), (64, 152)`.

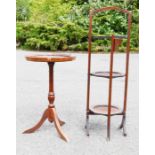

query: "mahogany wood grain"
(26, 54), (75, 62)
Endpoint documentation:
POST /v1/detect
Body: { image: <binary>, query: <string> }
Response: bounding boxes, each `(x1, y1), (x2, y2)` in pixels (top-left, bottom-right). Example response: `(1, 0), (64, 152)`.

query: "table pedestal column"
(23, 62), (68, 142)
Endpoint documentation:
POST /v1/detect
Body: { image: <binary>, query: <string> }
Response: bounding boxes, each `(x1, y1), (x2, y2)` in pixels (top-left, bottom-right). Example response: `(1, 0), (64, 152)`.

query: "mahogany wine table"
(23, 54), (75, 142)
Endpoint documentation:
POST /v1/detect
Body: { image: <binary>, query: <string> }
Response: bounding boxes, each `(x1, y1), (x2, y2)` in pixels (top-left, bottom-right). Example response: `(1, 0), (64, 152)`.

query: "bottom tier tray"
(90, 105), (122, 116)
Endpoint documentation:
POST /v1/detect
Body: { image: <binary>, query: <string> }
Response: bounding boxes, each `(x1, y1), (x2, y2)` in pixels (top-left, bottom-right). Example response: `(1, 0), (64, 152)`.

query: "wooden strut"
(23, 62), (68, 142)
(85, 9), (93, 137)
(107, 35), (115, 141)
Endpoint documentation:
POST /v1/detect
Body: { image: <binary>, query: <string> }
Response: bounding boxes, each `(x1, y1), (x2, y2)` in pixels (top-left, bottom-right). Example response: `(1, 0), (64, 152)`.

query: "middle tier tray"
(90, 71), (125, 78)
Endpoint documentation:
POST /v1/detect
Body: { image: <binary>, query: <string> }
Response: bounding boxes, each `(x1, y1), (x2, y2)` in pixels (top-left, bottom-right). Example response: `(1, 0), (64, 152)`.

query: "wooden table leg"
(48, 106), (68, 142)
(23, 109), (48, 133)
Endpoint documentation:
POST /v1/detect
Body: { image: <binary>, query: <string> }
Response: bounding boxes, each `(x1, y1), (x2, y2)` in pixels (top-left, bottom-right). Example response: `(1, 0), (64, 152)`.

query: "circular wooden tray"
(90, 105), (122, 116)
(26, 54), (75, 62)
(90, 71), (125, 78)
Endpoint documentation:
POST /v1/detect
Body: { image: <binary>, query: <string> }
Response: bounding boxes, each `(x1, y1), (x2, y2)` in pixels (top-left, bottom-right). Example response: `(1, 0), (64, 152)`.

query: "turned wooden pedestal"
(23, 54), (75, 142)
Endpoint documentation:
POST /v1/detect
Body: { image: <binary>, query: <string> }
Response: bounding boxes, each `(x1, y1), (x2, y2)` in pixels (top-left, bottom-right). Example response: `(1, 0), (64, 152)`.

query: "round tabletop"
(25, 54), (75, 62)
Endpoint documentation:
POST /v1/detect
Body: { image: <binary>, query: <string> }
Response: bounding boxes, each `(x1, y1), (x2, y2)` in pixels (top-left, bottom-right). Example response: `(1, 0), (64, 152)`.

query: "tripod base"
(23, 107), (68, 142)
